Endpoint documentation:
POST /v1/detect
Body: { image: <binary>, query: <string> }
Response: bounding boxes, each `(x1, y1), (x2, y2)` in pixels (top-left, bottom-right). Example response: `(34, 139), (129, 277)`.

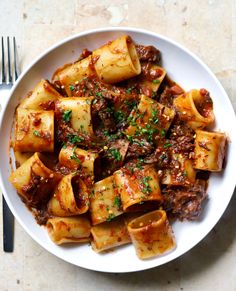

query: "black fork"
(1, 36), (19, 252)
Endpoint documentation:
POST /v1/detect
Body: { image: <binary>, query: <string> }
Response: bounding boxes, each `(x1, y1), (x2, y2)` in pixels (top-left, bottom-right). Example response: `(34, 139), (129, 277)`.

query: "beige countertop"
(1, 0), (236, 290)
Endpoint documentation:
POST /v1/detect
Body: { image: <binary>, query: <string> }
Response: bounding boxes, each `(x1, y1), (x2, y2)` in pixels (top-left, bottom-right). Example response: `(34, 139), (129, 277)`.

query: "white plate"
(0, 27), (236, 273)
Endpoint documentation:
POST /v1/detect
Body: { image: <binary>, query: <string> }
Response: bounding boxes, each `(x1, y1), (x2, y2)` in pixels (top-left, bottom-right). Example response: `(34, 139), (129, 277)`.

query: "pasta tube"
(194, 130), (227, 171)
(89, 176), (123, 225)
(48, 174), (89, 216)
(46, 216), (91, 245)
(59, 145), (98, 176)
(161, 153), (196, 186)
(113, 165), (163, 212)
(92, 35), (141, 83)
(9, 153), (61, 207)
(55, 97), (94, 135)
(127, 210), (176, 259)
(173, 89), (214, 130)
(52, 56), (94, 96)
(139, 65), (166, 95)
(14, 108), (54, 152)
(19, 79), (61, 110)
(91, 216), (131, 252)
(125, 95), (175, 143)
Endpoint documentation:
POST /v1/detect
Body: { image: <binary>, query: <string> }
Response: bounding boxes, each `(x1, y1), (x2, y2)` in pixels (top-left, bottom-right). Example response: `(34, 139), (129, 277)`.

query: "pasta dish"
(9, 35), (227, 259)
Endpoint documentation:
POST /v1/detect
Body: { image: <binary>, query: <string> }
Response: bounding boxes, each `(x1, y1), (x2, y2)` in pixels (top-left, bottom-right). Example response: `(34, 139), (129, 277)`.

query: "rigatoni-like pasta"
(52, 56), (94, 96)
(194, 130), (227, 171)
(113, 165), (163, 212)
(89, 175), (123, 225)
(127, 210), (176, 259)
(59, 146), (98, 177)
(48, 174), (89, 216)
(19, 79), (61, 110)
(46, 216), (91, 245)
(173, 89), (214, 130)
(55, 97), (94, 135)
(91, 217), (131, 252)
(92, 35), (141, 83)
(9, 153), (61, 207)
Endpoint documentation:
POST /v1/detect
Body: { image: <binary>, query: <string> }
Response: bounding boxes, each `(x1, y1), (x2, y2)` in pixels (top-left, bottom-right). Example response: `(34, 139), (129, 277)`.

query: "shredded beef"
(135, 45), (161, 63)
(162, 180), (207, 220)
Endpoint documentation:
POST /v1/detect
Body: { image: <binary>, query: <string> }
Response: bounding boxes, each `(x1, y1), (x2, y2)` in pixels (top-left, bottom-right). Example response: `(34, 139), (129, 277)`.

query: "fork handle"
(2, 196), (14, 252)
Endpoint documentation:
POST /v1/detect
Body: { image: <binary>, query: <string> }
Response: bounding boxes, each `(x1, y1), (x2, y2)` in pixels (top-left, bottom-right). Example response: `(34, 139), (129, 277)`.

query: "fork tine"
(13, 37), (18, 80)
(7, 37), (12, 84)
(1, 37), (6, 83)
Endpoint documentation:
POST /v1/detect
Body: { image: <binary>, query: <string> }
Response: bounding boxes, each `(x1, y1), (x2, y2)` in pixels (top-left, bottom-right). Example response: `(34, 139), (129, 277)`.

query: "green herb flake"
(68, 134), (84, 144)
(141, 176), (152, 194)
(163, 143), (172, 149)
(33, 130), (41, 137)
(108, 148), (122, 162)
(86, 99), (91, 105)
(106, 213), (115, 222)
(63, 109), (72, 122)
(114, 196), (121, 208)
(95, 92), (102, 97)
(114, 110), (125, 123)
(161, 128), (166, 137)
(183, 170), (188, 177)
(126, 87), (132, 94)
(93, 99), (98, 104)
(69, 85), (75, 91)
(153, 79), (160, 84)
(70, 146), (82, 165)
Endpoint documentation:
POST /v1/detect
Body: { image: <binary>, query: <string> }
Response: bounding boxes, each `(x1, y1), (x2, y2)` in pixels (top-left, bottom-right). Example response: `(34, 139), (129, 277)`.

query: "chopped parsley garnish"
(153, 79), (160, 84)
(163, 143), (172, 149)
(33, 130), (41, 137)
(114, 196), (121, 208)
(114, 110), (125, 123)
(86, 99), (91, 105)
(69, 85), (75, 91)
(108, 148), (122, 161)
(126, 87), (132, 94)
(63, 109), (72, 122)
(161, 128), (166, 137)
(106, 212), (115, 222)
(151, 109), (159, 124)
(124, 99), (137, 109)
(70, 146), (82, 165)
(93, 99), (98, 104)
(68, 134), (84, 144)
(141, 176), (152, 194)
(183, 170), (188, 177)
(95, 92), (102, 97)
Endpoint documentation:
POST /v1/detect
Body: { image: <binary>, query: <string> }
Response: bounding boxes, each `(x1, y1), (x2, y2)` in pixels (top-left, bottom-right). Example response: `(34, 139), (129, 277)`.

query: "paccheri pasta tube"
(55, 97), (94, 135)
(89, 175), (123, 225)
(113, 165), (163, 212)
(46, 216), (91, 245)
(92, 35), (141, 83)
(194, 130), (227, 171)
(125, 95), (175, 143)
(127, 210), (176, 259)
(161, 153), (196, 186)
(9, 153), (61, 207)
(48, 173), (89, 216)
(14, 108), (54, 152)
(19, 79), (61, 110)
(59, 145), (98, 176)
(52, 56), (94, 96)
(173, 89), (214, 130)
(91, 216), (131, 252)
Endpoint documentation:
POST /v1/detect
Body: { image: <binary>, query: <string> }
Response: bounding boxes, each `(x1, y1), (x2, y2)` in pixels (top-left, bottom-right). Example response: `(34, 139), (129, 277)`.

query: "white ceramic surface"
(0, 27), (235, 273)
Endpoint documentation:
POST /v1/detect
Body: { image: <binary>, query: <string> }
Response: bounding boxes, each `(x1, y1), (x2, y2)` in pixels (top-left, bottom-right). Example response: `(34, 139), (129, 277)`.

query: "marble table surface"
(1, 0), (236, 290)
